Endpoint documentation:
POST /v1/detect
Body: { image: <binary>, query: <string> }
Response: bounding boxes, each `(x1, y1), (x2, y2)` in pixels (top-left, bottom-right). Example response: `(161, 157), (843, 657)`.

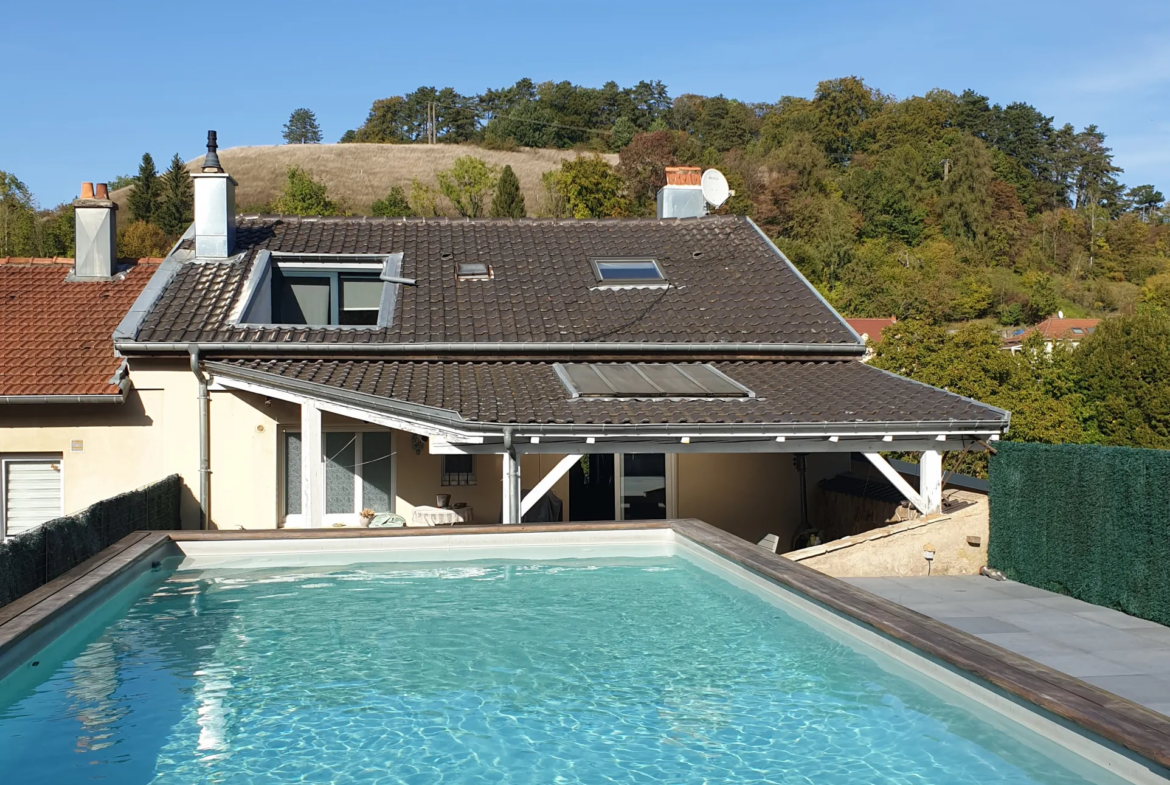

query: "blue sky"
(5, 0), (1169, 206)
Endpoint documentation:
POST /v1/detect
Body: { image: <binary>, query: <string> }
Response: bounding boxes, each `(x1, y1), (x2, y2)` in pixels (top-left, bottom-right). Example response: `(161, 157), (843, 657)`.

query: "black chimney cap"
(203, 130), (223, 173)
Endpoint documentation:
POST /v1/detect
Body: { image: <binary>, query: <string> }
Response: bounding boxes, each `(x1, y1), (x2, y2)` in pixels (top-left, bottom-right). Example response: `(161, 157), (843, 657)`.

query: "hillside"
(110, 144), (617, 215)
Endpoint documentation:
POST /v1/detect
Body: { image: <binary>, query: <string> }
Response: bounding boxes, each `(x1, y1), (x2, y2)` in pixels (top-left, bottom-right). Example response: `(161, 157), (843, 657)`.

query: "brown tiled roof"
(209, 358), (1008, 429)
(1003, 318), (1101, 346)
(0, 258), (160, 396)
(134, 216), (861, 347)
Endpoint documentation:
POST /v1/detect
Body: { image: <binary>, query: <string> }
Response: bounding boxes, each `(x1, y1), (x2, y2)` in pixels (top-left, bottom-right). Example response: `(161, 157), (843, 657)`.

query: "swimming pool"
(0, 526), (1164, 783)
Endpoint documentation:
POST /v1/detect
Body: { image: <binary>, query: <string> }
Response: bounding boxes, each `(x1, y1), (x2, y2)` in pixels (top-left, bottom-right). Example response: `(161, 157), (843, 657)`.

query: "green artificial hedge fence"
(0, 474), (183, 608)
(989, 442), (1170, 626)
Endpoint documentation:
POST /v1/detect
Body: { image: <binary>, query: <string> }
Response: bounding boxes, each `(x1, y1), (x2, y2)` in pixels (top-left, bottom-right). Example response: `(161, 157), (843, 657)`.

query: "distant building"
(1003, 318), (1100, 354)
(845, 317), (896, 361)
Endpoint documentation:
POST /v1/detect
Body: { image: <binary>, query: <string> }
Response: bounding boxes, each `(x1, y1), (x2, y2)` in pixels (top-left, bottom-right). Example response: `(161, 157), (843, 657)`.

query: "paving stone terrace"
(847, 576), (1170, 717)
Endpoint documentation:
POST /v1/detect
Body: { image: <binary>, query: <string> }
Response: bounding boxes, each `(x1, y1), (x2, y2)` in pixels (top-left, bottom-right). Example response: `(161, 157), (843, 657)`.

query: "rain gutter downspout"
(503, 427), (521, 524)
(189, 346), (210, 530)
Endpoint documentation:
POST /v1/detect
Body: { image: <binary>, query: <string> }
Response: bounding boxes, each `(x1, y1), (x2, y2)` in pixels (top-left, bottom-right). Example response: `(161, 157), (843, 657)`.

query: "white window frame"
(280, 428), (396, 527)
(1, 453), (65, 540)
(614, 453), (676, 521)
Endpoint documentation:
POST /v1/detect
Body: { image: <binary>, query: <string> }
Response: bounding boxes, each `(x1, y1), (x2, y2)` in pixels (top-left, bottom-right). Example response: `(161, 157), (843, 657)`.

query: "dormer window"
(590, 258), (666, 286)
(235, 252), (404, 328)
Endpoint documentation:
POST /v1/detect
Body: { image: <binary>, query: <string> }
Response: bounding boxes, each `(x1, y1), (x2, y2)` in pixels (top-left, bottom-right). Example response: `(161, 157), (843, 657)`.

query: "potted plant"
(359, 508), (376, 528)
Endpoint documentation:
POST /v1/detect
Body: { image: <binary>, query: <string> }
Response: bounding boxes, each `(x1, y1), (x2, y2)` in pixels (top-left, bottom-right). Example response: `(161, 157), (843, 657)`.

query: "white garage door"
(4, 459), (63, 537)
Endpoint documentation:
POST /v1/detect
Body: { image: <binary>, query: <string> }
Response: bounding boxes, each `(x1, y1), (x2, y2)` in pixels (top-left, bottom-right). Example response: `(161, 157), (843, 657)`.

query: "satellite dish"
(1057, 310), (1064, 319)
(701, 169), (730, 208)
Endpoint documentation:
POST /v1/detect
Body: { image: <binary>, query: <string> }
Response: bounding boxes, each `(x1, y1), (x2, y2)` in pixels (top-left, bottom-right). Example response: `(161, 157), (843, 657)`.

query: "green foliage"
(988, 442), (1170, 626)
(1072, 312), (1170, 448)
(370, 186), (416, 218)
(127, 153), (158, 224)
(409, 178), (440, 217)
(547, 156), (630, 219)
(107, 173), (137, 191)
(272, 166), (337, 216)
(118, 220), (171, 258)
(489, 165), (525, 218)
(155, 154), (194, 235)
(1023, 271), (1058, 322)
(870, 321), (1088, 475)
(283, 108), (323, 144)
(1139, 273), (1170, 313)
(436, 156), (498, 218)
(0, 172), (72, 257)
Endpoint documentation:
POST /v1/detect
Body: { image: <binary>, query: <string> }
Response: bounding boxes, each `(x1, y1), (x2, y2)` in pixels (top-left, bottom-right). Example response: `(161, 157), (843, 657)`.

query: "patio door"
(283, 430), (394, 527)
(617, 454), (676, 521)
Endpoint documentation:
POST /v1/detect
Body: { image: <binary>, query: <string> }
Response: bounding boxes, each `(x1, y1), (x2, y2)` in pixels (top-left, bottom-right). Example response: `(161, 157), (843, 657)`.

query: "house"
(1, 134), (1010, 549)
(844, 317), (895, 361)
(0, 233), (160, 537)
(1003, 317), (1100, 353)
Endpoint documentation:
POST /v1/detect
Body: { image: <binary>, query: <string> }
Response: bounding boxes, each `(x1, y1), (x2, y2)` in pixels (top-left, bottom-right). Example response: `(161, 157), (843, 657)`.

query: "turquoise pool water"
(0, 556), (1130, 784)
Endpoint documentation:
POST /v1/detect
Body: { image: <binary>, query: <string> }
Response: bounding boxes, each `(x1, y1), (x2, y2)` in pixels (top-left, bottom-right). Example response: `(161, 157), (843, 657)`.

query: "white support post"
(521, 455), (581, 516)
(862, 452), (926, 514)
(301, 401), (324, 529)
(501, 448), (522, 524)
(920, 449), (943, 515)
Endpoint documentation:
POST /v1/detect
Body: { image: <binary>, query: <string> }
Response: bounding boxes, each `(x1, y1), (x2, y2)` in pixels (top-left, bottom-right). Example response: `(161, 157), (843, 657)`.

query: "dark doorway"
(568, 454), (615, 521)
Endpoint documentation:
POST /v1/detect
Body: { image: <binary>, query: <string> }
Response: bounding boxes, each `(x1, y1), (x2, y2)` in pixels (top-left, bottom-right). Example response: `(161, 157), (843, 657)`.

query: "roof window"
(590, 258), (665, 286)
(456, 261), (492, 280)
(1070, 327), (1084, 334)
(555, 363), (753, 399)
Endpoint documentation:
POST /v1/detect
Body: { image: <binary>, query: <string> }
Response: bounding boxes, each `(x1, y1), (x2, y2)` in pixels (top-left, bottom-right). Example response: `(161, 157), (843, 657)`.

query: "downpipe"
(189, 346), (211, 530)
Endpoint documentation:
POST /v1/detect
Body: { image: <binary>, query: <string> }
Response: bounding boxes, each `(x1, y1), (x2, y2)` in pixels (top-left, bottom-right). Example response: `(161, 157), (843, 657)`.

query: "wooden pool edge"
(0, 519), (1166, 771)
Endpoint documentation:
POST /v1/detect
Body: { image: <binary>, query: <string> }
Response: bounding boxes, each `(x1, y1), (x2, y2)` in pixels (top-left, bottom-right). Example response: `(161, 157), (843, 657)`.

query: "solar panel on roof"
(555, 363), (752, 398)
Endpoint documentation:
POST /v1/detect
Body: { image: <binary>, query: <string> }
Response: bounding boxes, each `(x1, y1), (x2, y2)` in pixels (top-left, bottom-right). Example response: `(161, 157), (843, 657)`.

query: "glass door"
(617, 454), (673, 521)
(283, 430), (394, 527)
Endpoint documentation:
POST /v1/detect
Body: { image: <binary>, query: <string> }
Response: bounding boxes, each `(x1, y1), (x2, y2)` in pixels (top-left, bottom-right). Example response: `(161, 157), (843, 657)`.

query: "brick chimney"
(72, 182), (117, 279)
(192, 130), (236, 257)
(657, 166), (706, 219)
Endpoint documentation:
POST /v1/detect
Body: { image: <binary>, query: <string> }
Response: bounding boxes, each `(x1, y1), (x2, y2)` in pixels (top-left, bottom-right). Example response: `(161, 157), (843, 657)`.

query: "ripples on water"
(0, 558), (1127, 783)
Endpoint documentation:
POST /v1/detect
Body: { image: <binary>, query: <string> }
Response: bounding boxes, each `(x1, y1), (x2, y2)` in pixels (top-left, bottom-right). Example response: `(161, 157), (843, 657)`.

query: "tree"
(283, 108), (323, 144)
(1126, 184), (1164, 221)
(1139, 273), (1170, 314)
(0, 171), (36, 256)
(937, 134), (995, 252)
(272, 166), (336, 216)
(118, 220), (171, 258)
(1074, 312), (1170, 448)
(370, 186), (415, 217)
(155, 154), (194, 235)
(436, 156), (498, 218)
(489, 165), (525, 218)
(127, 153), (158, 224)
(1023, 271), (1058, 323)
(548, 156), (631, 219)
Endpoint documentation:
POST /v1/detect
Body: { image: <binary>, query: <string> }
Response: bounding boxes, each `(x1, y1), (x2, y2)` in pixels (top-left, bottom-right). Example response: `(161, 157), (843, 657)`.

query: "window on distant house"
(441, 455), (476, 486)
(590, 258), (666, 286)
(1071, 328), (1084, 335)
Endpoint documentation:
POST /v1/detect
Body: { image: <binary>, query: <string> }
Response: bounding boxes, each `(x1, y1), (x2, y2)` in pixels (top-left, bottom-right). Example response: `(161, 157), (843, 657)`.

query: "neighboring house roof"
(844, 318), (896, 344)
(208, 359), (1008, 432)
(131, 215), (861, 347)
(1003, 318), (1100, 346)
(0, 257), (160, 399)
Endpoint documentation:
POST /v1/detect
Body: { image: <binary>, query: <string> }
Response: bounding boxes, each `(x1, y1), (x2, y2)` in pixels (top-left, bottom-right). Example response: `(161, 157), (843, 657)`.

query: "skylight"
(554, 363), (753, 399)
(456, 261), (492, 280)
(590, 258), (665, 286)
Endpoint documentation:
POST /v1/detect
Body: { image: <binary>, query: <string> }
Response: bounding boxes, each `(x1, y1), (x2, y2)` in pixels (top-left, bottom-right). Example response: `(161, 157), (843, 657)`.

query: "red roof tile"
(0, 258), (160, 397)
(1003, 318), (1101, 346)
(845, 317), (896, 343)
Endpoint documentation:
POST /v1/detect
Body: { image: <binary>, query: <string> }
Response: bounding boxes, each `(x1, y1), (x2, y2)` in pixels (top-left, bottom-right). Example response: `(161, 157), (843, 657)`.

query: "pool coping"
(1, 519), (1167, 770)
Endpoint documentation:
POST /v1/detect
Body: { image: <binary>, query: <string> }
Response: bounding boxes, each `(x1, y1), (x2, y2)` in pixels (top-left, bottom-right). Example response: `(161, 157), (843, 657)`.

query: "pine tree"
(489, 165), (526, 218)
(155, 154), (194, 235)
(127, 153), (159, 224)
(283, 108), (323, 144)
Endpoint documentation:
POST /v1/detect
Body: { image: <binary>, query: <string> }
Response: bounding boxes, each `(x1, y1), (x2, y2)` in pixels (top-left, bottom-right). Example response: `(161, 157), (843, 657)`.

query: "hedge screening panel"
(989, 442), (1170, 626)
(0, 474), (182, 608)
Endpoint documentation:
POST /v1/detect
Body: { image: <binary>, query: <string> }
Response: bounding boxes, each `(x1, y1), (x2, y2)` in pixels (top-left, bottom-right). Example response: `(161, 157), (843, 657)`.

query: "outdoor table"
(411, 506), (475, 526)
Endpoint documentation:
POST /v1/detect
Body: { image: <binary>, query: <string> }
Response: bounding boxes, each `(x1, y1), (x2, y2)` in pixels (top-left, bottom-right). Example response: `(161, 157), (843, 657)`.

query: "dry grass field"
(111, 143), (618, 216)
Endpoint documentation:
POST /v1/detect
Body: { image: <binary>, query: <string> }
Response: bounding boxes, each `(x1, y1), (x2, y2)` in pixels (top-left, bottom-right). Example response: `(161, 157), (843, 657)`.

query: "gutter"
(117, 340), (867, 357)
(0, 394), (124, 404)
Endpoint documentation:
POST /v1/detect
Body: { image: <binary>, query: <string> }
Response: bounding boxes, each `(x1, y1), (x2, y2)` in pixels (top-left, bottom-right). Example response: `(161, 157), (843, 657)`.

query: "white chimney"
(192, 130), (236, 258)
(72, 182), (118, 278)
(657, 166), (707, 219)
